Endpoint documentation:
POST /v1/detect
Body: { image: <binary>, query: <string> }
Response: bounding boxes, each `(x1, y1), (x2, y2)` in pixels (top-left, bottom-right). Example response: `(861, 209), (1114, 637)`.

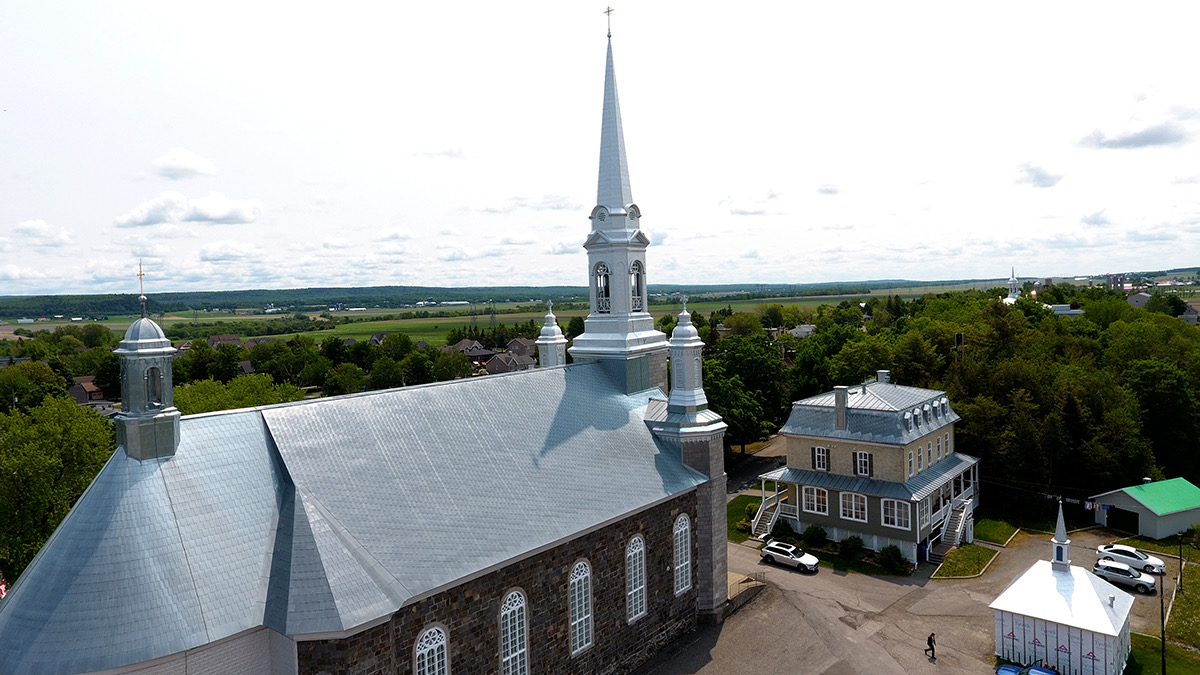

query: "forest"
(2, 283), (1198, 582)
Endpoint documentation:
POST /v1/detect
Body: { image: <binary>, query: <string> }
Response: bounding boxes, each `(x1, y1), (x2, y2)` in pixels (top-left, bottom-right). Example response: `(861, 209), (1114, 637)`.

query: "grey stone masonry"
(297, 493), (698, 675)
(680, 436), (728, 613)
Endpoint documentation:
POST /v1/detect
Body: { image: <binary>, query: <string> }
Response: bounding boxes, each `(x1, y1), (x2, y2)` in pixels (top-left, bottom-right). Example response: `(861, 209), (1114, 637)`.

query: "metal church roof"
(0, 362), (706, 674)
(989, 560), (1133, 637)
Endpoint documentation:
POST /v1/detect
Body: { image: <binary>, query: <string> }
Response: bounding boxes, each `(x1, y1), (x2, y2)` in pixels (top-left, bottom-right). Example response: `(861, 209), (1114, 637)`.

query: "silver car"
(1092, 559), (1156, 594)
(760, 540), (819, 572)
(1096, 544), (1165, 574)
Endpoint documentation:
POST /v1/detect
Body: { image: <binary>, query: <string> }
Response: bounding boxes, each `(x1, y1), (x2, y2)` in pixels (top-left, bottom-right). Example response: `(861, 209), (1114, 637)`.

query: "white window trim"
(908, 451), (914, 477)
(674, 515), (692, 595)
(814, 446), (828, 471)
(415, 625), (449, 675)
(854, 451), (871, 477)
(919, 498), (930, 527)
(840, 492), (867, 523)
(626, 536), (646, 623)
(917, 447), (923, 471)
(499, 591), (527, 675)
(569, 561), (593, 655)
(881, 499), (911, 531)
(802, 486), (829, 515)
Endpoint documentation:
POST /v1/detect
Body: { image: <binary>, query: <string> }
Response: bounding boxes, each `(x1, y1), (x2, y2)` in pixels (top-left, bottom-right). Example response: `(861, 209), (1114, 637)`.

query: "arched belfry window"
(630, 261), (644, 312)
(594, 263), (611, 314)
(146, 366), (163, 407)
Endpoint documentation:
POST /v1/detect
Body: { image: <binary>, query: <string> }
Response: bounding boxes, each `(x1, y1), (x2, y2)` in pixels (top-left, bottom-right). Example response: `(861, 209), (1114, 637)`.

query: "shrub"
(770, 518), (796, 539)
(801, 524), (828, 548)
(838, 535), (865, 560)
(745, 502), (760, 520)
(876, 545), (914, 575)
(735, 519), (752, 533)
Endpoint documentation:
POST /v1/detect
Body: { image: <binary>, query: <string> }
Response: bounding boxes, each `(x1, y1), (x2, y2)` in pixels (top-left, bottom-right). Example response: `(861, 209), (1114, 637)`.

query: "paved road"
(635, 529), (1181, 674)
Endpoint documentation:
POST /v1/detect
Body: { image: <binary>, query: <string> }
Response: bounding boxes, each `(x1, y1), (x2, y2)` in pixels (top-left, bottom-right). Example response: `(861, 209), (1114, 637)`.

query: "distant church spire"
(570, 26), (668, 394)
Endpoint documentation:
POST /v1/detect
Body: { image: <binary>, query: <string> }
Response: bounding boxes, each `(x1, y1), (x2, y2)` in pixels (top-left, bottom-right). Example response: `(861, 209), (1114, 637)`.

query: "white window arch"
(594, 263), (611, 314)
(673, 515), (691, 594)
(626, 536), (646, 622)
(569, 561), (593, 654)
(500, 591), (527, 675)
(630, 261), (644, 312)
(415, 626), (448, 675)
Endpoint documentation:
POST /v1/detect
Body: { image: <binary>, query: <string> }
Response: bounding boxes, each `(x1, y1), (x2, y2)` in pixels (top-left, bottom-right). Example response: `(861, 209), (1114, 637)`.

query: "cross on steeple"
(604, 6), (614, 38)
(137, 261), (147, 318)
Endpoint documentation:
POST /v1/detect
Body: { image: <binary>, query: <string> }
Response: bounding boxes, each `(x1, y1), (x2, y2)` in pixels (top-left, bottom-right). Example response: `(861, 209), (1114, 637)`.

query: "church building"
(0, 31), (728, 675)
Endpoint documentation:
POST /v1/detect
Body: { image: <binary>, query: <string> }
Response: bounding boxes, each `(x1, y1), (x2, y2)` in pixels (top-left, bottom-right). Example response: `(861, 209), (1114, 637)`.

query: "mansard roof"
(0, 362), (706, 674)
(781, 381), (959, 446)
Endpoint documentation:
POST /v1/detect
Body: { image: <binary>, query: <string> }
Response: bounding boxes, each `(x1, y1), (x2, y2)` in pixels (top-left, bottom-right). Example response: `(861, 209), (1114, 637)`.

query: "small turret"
(114, 270), (180, 460)
(667, 299), (707, 414)
(534, 301), (568, 368)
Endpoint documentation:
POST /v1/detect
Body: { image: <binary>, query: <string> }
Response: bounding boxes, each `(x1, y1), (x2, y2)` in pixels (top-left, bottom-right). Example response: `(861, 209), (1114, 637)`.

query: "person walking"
(924, 632), (936, 660)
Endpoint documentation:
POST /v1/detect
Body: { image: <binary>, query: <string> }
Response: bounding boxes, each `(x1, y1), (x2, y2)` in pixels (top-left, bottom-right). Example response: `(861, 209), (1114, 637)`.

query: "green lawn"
(932, 544), (996, 577)
(1127, 631), (1200, 674)
(726, 495), (761, 544)
(974, 518), (1018, 545)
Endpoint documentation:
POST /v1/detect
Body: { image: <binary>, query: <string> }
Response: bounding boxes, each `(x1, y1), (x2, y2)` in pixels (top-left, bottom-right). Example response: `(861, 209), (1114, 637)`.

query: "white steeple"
(534, 301), (568, 368)
(1051, 500), (1071, 572)
(1004, 267), (1020, 304)
(668, 299), (708, 413)
(114, 267), (180, 460)
(569, 28), (668, 393)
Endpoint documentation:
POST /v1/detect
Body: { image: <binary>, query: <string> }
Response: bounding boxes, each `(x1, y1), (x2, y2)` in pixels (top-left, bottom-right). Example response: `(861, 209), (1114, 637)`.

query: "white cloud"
(199, 240), (263, 262)
(1016, 163), (1063, 188)
(817, 184), (840, 195)
(322, 237), (353, 249)
(548, 241), (578, 255)
(150, 147), (217, 180)
(1081, 210), (1110, 227)
(13, 219), (73, 247)
(1080, 122), (1190, 149)
(115, 191), (262, 227)
(376, 230), (413, 241)
(0, 264), (45, 281)
(0, 237), (11, 252)
(414, 148), (466, 159)
(437, 248), (472, 262)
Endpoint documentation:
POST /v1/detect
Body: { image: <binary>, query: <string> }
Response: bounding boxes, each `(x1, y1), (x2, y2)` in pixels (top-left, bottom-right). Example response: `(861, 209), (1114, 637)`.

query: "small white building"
(989, 505), (1131, 674)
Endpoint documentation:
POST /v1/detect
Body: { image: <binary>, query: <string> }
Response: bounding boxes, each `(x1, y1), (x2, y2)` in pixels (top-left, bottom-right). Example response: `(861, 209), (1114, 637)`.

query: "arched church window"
(630, 261), (644, 312)
(146, 366), (163, 407)
(415, 626), (448, 675)
(594, 263), (611, 314)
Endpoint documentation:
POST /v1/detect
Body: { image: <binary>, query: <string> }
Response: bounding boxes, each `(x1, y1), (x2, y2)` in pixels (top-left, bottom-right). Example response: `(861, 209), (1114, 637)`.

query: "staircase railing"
(751, 493), (781, 537)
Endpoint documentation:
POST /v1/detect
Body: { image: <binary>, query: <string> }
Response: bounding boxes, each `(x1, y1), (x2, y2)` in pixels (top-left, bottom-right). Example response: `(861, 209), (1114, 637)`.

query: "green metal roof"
(1123, 477), (1200, 516)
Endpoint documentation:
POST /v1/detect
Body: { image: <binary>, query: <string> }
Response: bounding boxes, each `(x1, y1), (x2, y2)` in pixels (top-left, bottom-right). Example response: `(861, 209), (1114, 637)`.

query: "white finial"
(604, 6), (614, 38)
(681, 295), (688, 312)
(547, 299), (554, 313)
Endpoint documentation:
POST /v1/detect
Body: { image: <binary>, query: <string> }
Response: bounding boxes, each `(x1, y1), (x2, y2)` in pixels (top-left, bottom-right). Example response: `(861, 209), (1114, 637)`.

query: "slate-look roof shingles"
(782, 382), (960, 445)
(0, 362), (706, 674)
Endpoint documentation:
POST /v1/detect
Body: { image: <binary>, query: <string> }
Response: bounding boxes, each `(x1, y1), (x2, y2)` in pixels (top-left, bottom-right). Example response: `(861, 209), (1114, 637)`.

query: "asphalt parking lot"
(634, 529), (1182, 675)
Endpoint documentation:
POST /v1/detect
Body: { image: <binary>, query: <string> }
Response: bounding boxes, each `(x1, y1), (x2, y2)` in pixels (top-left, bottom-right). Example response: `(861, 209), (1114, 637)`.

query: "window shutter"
(811, 446), (817, 469)
(868, 453), (874, 477)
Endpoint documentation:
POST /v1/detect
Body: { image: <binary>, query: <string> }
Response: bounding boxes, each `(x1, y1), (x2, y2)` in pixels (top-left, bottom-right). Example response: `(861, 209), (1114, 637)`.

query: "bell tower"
(568, 27), (668, 393)
(114, 268), (180, 460)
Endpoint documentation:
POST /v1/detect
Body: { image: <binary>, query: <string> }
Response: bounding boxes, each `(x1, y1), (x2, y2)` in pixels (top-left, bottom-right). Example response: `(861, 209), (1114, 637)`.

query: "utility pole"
(1161, 576), (1167, 674)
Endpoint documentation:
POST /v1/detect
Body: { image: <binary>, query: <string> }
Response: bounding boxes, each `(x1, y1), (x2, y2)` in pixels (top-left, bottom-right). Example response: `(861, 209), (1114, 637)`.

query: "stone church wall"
(298, 492), (698, 675)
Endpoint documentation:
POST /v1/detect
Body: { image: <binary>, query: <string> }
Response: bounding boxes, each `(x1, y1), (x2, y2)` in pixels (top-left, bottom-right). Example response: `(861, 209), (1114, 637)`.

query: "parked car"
(1096, 543), (1165, 574)
(1092, 559), (1156, 594)
(995, 665), (1056, 675)
(760, 540), (819, 572)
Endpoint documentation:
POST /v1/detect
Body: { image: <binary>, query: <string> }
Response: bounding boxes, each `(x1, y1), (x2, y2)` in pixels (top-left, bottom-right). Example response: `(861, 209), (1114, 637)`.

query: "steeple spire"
(570, 27), (667, 394)
(595, 29), (634, 228)
(1051, 500), (1071, 572)
(137, 261), (147, 318)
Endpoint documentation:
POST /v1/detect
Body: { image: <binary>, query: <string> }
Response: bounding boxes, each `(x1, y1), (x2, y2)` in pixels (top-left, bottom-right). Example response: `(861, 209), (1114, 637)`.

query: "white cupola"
(534, 301), (568, 368)
(668, 300), (708, 414)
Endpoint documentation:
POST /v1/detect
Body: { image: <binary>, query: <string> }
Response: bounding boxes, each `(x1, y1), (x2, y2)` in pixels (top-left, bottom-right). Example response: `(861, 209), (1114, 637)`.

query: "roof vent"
(876, 370), (890, 384)
(1108, 594), (1115, 607)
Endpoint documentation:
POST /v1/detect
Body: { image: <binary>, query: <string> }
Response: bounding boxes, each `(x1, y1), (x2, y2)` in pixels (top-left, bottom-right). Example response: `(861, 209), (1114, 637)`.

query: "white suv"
(1096, 544), (1165, 574)
(1092, 559), (1155, 594)
(760, 540), (819, 572)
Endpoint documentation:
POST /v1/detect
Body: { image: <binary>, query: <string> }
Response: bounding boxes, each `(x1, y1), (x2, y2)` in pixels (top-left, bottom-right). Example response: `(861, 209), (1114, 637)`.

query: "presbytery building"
(0, 31), (728, 675)
(754, 371), (979, 563)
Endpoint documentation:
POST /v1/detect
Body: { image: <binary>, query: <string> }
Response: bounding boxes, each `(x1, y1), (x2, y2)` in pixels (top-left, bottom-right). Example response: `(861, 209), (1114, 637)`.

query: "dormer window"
(904, 412), (913, 430)
(594, 263), (611, 314)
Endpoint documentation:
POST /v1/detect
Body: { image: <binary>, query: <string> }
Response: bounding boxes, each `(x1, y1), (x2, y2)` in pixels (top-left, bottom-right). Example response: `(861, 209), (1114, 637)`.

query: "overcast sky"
(3, 2), (1199, 296)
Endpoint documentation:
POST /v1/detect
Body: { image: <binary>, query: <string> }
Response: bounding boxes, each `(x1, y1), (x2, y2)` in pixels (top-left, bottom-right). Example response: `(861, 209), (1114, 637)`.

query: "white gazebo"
(989, 504), (1132, 674)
